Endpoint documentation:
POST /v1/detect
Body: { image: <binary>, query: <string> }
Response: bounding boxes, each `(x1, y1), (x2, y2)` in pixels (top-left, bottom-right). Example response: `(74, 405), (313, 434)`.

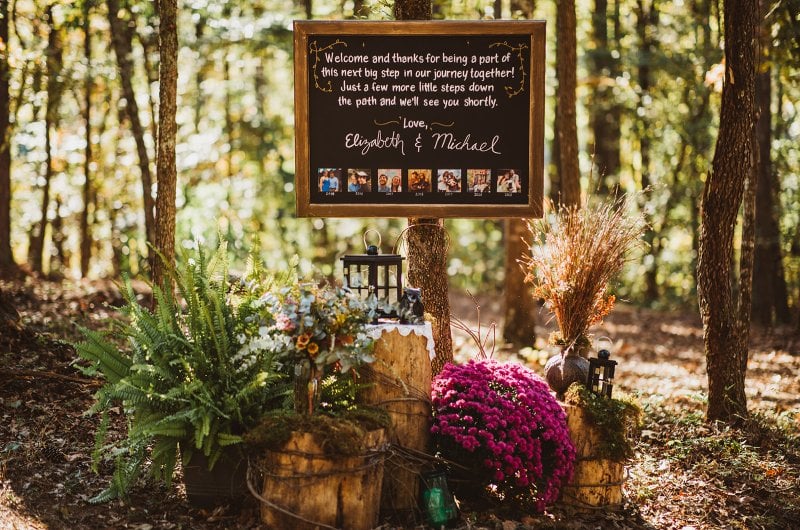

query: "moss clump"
(564, 383), (642, 461)
(243, 407), (391, 457)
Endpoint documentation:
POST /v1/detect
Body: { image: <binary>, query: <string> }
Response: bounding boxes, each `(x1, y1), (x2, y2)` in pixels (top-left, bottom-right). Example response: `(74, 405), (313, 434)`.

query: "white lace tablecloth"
(366, 322), (435, 361)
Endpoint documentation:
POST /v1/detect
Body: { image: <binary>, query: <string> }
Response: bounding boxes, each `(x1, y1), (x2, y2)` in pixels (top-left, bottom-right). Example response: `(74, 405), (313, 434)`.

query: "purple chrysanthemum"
(431, 359), (575, 511)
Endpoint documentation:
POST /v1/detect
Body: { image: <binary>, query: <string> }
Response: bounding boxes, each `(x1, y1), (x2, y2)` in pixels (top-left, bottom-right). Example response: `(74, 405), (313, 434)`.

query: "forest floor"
(1, 278), (799, 530)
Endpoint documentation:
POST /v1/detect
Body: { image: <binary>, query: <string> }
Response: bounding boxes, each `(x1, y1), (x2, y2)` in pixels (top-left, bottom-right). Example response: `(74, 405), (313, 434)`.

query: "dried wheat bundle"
(523, 197), (646, 352)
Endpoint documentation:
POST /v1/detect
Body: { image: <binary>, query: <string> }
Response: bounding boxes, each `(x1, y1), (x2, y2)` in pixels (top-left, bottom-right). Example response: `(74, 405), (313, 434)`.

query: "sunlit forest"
(1, 0), (799, 529)
(1, 0), (796, 311)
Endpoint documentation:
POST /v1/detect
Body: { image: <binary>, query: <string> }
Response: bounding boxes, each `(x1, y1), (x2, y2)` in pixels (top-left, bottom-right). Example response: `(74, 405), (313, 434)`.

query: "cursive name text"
(345, 130), (406, 156)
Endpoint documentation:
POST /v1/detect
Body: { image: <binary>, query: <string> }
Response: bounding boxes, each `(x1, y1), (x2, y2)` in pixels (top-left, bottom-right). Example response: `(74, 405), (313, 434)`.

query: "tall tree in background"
(152, 0), (178, 291)
(80, 0), (94, 278)
(395, 0), (453, 374)
(108, 0), (156, 254)
(588, 0), (621, 194)
(29, 7), (64, 274)
(752, 4), (791, 327)
(555, 0), (580, 207)
(0, 0), (14, 275)
(636, 0), (660, 302)
(697, 0), (758, 423)
(502, 0), (537, 347)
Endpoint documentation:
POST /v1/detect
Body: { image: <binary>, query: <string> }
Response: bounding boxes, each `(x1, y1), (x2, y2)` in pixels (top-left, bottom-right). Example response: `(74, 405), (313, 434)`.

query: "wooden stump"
(257, 429), (386, 530)
(361, 326), (433, 514)
(561, 404), (624, 508)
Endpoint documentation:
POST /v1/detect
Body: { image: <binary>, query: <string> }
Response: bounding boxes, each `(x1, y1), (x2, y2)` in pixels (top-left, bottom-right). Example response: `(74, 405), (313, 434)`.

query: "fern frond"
(75, 326), (132, 383)
(150, 436), (179, 486)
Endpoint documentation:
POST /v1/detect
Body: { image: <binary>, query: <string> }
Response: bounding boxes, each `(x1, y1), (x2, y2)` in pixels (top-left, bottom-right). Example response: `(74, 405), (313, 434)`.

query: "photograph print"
(317, 168), (342, 193)
(408, 169), (432, 192)
(437, 169), (462, 193)
(467, 169), (492, 194)
(377, 169), (402, 193)
(346, 169), (372, 193)
(496, 169), (522, 193)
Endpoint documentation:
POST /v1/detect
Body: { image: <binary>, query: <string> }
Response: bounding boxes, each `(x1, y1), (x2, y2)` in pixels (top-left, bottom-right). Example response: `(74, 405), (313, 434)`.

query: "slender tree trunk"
(396, 0), (452, 374)
(107, 0), (156, 252)
(589, 0), (621, 194)
(503, 219), (537, 346)
(224, 56), (234, 180)
(80, 1), (93, 278)
(152, 0), (178, 292)
(752, 9), (791, 326)
(697, 0), (757, 424)
(31, 9), (64, 274)
(555, 0), (580, 207)
(194, 16), (206, 133)
(0, 0), (14, 275)
(637, 0), (659, 302)
(50, 196), (67, 276)
(352, 0), (368, 18)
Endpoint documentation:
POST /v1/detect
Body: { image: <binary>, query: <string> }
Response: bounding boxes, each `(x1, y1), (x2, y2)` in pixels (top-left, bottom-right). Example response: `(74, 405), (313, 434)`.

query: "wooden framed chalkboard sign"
(294, 20), (545, 218)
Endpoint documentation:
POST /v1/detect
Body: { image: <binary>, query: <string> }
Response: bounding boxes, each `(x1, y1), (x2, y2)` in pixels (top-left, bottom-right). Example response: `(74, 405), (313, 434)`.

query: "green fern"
(76, 241), (287, 501)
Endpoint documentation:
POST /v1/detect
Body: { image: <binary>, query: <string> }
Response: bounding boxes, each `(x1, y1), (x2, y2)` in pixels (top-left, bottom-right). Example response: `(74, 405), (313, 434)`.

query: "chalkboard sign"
(294, 21), (545, 218)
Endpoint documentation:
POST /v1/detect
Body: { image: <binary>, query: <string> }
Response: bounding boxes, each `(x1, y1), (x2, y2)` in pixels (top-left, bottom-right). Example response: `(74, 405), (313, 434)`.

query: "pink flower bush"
(431, 359), (575, 511)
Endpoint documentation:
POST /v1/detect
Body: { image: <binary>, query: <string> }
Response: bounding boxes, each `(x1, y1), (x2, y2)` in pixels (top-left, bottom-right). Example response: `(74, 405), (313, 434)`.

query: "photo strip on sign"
(294, 21), (545, 218)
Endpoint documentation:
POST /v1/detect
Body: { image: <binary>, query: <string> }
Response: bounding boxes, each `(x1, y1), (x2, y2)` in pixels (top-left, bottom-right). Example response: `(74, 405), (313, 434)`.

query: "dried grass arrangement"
(523, 197), (645, 395)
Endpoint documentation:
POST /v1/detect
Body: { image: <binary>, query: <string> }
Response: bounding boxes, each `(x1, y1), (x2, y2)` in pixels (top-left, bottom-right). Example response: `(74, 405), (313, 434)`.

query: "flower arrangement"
(235, 282), (379, 415)
(431, 359), (576, 512)
(523, 197), (645, 354)
(523, 197), (645, 395)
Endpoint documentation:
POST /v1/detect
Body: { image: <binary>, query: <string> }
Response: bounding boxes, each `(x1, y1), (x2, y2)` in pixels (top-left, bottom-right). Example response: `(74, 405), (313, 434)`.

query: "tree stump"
(560, 404), (624, 508)
(361, 325), (433, 515)
(256, 429), (386, 530)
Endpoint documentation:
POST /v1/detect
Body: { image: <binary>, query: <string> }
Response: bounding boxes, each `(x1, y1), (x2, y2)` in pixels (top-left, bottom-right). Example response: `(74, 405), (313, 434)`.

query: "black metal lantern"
(340, 231), (404, 309)
(587, 349), (618, 398)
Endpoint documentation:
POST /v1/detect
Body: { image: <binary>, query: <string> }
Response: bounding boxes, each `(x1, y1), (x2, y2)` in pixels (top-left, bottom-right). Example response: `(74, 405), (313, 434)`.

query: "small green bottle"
(422, 471), (457, 527)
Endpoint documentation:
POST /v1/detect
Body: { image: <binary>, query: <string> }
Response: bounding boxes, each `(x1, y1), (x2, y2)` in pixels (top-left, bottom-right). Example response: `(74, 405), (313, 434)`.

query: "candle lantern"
(587, 349), (618, 398)
(340, 231), (404, 310)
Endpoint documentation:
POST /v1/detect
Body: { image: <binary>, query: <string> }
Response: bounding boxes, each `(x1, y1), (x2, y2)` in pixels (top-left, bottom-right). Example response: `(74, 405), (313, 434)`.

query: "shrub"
(431, 359), (575, 511)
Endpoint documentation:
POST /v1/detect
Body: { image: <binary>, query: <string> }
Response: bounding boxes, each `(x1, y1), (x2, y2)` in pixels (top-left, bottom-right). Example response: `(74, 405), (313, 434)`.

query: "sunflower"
(307, 342), (319, 358)
(296, 333), (311, 349)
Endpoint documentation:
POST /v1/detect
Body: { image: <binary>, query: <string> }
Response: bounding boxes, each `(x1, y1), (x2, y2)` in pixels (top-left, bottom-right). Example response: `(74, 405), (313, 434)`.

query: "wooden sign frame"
(294, 20), (545, 218)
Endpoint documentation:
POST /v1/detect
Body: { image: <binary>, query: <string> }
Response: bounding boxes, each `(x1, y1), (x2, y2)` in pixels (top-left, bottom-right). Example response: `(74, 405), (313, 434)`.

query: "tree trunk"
(503, 219), (537, 346)
(636, 0), (659, 303)
(395, 0), (452, 374)
(752, 9), (791, 327)
(394, 0), (430, 20)
(555, 0), (580, 207)
(697, 0), (757, 424)
(107, 0), (156, 253)
(30, 8), (63, 274)
(589, 0), (621, 194)
(406, 218), (452, 375)
(193, 16), (206, 133)
(152, 0), (178, 292)
(0, 0), (14, 275)
(80, 0), (93, 278)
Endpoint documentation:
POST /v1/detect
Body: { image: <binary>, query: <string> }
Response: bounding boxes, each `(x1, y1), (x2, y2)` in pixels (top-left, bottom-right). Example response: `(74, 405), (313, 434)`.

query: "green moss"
(243, 407), (391, 457)
(564, 383), (642, 461)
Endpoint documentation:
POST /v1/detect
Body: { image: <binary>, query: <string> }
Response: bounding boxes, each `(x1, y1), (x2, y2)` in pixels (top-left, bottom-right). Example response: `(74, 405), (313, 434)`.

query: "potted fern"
(76, 243), (287, 504)
(523, 197), (644, 397)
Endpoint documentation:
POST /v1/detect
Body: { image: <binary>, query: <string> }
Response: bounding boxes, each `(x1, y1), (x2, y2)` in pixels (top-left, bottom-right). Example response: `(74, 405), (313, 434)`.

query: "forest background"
(0, 0), (798, 327)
